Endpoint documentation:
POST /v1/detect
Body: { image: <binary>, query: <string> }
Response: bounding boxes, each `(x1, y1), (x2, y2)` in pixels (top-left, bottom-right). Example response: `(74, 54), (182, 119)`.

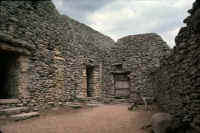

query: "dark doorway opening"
(86, 66), (94, 97)
(0, 52), (19, 99)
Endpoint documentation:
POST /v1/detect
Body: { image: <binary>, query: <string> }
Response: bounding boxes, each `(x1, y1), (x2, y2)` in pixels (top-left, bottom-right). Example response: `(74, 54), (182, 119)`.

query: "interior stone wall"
(86, 66), (101, 97)
(17, 56), (31, 99)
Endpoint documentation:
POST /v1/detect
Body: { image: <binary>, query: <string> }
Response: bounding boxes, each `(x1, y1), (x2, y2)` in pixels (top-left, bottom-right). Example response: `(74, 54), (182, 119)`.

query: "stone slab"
(0, 107), (29, 115)
(0, 99), (19, 105)
(68, 104), (82, 109)
(9, 112), (40, 121)
(86, 103), (99, 107)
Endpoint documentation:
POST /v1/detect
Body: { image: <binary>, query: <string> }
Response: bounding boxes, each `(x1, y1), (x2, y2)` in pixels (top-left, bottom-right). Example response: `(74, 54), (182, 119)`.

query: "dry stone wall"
(0, 0), (180, 116)
(0, 0), (115, 110)
(104, 33), (170, 102)
(152, 0), (200, 131)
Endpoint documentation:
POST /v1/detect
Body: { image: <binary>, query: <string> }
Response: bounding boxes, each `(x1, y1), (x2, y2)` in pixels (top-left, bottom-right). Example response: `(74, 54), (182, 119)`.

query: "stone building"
(152, 0), (200, 131)
(104, 34), (170, 102)
(0, 1), (115, 111)
(0, 0), (169, 118)
(0, 0), (198, 131)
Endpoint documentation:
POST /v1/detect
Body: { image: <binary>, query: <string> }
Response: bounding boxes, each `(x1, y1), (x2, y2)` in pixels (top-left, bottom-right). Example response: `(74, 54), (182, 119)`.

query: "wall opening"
(112, 63), (123, 71)
(0, 51), (19, 99)
(86, 66), (95, 97)
(113, 73), (130, 99)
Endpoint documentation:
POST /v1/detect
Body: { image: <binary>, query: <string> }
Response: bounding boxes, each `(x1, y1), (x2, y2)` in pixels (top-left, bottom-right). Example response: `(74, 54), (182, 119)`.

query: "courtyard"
(0, 104), (153, 133)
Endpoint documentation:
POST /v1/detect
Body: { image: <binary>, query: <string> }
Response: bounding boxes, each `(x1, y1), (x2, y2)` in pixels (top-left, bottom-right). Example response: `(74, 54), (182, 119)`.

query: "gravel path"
(0, 104), (153, 133)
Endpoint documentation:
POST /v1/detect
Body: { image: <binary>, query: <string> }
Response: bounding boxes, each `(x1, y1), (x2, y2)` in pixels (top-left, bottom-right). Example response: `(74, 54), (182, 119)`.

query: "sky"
(52, 0), (195, 48)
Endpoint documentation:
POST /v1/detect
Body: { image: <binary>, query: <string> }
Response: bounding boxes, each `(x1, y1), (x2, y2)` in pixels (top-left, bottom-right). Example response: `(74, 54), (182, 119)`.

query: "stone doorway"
(113, 73), (130, 98)
(0, 51), (19, 99)
(80, 64), (102, 98)
(86, 66), (95, 97)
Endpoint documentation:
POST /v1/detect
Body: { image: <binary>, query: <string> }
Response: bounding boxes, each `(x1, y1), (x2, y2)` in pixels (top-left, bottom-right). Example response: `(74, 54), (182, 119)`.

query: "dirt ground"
(0, 104), (154, 133)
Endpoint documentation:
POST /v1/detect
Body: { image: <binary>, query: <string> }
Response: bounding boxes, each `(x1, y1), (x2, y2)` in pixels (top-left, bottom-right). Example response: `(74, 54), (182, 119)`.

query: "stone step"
(112, 99), (129, 103)
(9, 112), (40, 121)
(68, 104), (82, 109)
(88, 101), (101, 104)
(76, 97), (101, 102)
(86, 103), (100, 107)
(0, 107), (29, 115)
(0, 99), (19, 105)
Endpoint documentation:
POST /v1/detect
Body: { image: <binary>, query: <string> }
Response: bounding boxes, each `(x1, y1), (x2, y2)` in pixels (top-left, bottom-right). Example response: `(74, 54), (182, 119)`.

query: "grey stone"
(0, 99), (19, 105)
(86, 103), (99, 107)
(0, 107), (29, 115)
(68, 104), (82, 109)
(151, 113), (173, 133)
(9, 112), (40, 121)
(152, 0), (200, 131)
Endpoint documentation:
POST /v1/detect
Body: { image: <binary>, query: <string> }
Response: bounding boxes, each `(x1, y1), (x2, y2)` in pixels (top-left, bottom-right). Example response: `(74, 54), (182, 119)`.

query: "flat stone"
(0, 107), (29, 115)
(68, 104), (82, 109)
(0, 99), (19, 105)
(86, 103), (99, 107)
(9, 112), (40, 121)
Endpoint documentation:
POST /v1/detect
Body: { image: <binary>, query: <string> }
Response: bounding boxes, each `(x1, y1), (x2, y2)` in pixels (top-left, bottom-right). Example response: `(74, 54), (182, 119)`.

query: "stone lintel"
(0, 42), (31, 55)
(0, 32), (34, 51)
(54, 56), (65, 61)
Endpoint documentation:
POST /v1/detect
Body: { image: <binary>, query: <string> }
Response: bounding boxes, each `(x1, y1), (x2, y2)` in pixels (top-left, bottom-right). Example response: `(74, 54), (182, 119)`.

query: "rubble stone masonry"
(152, 0), (200, 131)
(0, 0), (115, 110)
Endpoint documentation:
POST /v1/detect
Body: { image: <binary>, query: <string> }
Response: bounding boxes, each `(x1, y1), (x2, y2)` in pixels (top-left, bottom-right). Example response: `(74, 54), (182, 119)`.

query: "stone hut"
(0, 0), (115, 110)
(152, 0), (200, 131)
(0, 0), (170, 113)
(104, 33), (170, 103)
